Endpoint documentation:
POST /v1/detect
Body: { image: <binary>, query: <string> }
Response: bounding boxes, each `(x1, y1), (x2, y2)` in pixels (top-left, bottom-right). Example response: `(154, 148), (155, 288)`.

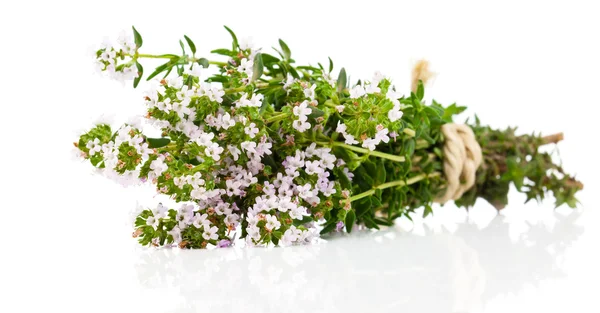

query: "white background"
(1, 0), (598, 312)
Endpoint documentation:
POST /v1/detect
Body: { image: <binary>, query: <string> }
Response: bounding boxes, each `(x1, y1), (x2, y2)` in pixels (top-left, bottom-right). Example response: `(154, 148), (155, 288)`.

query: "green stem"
(136, 53), (228, 67)
(225, 82), (270, 94)
(416, 139), (429, 149)
(348, 172), (440, 203)
(316, 141), (406, 163)
(403, 128), (416, 137)
(266, 113), (290, 124)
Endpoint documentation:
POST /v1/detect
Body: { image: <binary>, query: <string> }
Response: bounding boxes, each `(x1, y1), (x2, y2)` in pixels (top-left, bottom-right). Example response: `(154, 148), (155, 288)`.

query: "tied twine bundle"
(410, 60), (483, 203)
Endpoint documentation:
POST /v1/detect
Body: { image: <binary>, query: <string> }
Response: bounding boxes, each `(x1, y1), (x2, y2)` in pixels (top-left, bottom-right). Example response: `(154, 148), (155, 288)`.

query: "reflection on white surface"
(133, 209), (583, 313)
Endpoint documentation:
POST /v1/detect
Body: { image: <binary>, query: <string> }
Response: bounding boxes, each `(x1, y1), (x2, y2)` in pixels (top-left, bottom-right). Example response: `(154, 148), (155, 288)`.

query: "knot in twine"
(435, 124), (482, 203)
(410, 60), (483, 203)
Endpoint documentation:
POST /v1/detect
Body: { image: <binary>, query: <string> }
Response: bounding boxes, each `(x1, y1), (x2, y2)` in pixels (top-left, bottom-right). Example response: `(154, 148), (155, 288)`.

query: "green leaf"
(370, 196), (383, 208)
(328, 57), (334, 73)
(337, 68), (347, 93)
(133, 62), (143, 88)
(279, 39), (291, 60)
(147, 138), (171, 148)
(252, 53), (264, 82)
(375, 160), (386, 185)
(423, 205), (433, 218)
(146, 57), (179, 81)
(146, 62), (170, 80)
(211, 48), (236, 57)
(183, 35), (196, 54)
(197, 58), (209, 68)
(179, 40), (186, 55)
(260, 53), (280, 65)
(288, 66), (300, 79)
(320, 222), (337, 235)
(354, 197), (372, 217)
(308, 107), (325, 119)
(363, 216), (380, 229)
(345, 210), (356, 233)
(405, 139), (416, 156)
(223, 25), (238, 51)
(132, 26), (142, 48)
(293, 216), (313, 226)
(373, 217), (394, 226)
(207, 75), (229, 83)
(416, 80), (424, 100)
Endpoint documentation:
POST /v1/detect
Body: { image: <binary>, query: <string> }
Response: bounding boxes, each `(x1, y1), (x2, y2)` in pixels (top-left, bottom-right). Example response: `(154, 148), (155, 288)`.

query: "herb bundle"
(75, 26), (582, 249)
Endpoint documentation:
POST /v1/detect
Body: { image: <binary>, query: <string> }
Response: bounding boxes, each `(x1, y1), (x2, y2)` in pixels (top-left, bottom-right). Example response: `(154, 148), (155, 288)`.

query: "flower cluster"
(94, 30), (140, 82)
(77, 26), (582, 249)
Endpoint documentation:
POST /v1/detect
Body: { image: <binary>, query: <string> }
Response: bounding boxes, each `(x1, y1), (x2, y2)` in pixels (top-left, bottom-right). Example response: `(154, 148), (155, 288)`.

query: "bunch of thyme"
(75, 26), (582, 249)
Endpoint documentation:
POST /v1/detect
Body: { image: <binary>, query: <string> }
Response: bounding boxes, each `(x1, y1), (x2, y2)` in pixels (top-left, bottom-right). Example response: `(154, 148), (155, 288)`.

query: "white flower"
(237, 58), (254, 76)
(386, 89), (402, 101)
(150, 156), (168, 177)
(286, 151), (305, 169)
(303, 84), (316, 100)
(293, 101), (312, 117)
(280, 226), (301, 246)
(239, 37), (254, 50)
(305, 143), (318, 158)
(228, 145), (242, 161)
(205, 143), (224, 161)
(256, 141), (272, 156)
(375, 126), (390, 144)
(202, 226), (219, 241)
(388, 107), (404, 122)
(225, 213), (240, 227)
(196, 132), (215, 147)
(168, 77), (184, 89)
(283, 74), (295, 91)
(372, 71), (385, 85)
(219, 113), (236, 130)
(184, 64), (204, 77)
(289, 205), (309, 220)
(100, 50), (116, 62)
(86, 138), (102, 155)
(157, 98), (172, 112)
(304, 160), (323, 175)
(244, 123), (259, 138)
(146, 216), (157, 227)
(168, 226), (182, 243)
(343, 134), (359, 145)
(174, 176), (186, 188)
(292, 120), (311, 132)
(151, 203), (168, 219)
(365, 83), (381, 94)
(319, 180), (336, 197)
(208, 86), (225, 103)
(335, 105), (345, 113)
(193, 213), (211, 229)
(277, 197), (296, 213)
(250, 93), (264, 107)
(319, 153), (336, 170)
(191, 187), (207, 200)
(336, 122), (347, 135)
(296, 183), (314, 199)
(349, 85), (366, 99)
(240, 141), (257, 154)
(386, 89), (403, 107)
(226, 180), (242, 196)
(247, 224), (261, 241)
(265, 215), (281, 231)
(241, 171), (258, 187)
(361, 138), (378, 151)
